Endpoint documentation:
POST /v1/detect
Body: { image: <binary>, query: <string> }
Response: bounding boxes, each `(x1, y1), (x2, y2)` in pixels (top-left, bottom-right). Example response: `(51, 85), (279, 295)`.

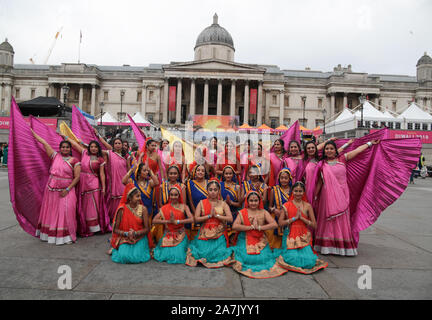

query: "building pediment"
(164, 59), (265, 74)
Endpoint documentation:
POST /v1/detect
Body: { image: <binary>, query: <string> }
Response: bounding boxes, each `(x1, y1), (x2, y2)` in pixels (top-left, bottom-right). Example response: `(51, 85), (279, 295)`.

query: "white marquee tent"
(396, 102), (432, 130)
(326, 101), (404, 134)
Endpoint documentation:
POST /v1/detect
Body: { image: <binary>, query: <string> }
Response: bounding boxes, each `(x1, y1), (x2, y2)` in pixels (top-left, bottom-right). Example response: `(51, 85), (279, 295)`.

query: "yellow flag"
(161, 127), (197, 164)
(59, 121), (80, 143)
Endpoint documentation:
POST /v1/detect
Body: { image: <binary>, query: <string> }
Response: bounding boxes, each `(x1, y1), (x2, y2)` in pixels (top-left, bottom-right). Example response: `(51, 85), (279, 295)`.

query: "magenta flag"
(273, 120), (301, 152)
(71, 105), (106, 149)
(127, 113), (146, 150)
(8, 98), (55, 236)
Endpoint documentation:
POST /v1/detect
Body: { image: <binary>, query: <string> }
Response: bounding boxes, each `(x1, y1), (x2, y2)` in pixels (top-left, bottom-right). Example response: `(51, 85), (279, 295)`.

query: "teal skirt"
(111, 237), (151, 264)
(232, 232), (279, 273)
(274, 227), (327, 274)
(153, 234), (189, 264)
(231, 232), (287, 278)
(186, 230), (233, 267)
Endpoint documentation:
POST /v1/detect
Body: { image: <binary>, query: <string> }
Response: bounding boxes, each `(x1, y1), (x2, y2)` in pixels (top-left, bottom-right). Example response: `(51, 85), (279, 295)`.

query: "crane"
(29, 27), (63, 64)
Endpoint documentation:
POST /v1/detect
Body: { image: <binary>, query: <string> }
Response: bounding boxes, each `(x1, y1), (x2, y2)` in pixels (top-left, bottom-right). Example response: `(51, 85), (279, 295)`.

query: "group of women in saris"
(30, 129), (384, 279)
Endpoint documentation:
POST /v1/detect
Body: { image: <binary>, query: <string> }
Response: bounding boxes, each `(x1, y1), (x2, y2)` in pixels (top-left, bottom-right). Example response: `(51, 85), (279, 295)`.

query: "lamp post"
(99, 102), (104, 126)
(359, 94), (366, 128)
(62, 84), (69, 117)
(120, 90), (125, 122)
(301, 96), (306, 127)
(322, 108), (327, 135)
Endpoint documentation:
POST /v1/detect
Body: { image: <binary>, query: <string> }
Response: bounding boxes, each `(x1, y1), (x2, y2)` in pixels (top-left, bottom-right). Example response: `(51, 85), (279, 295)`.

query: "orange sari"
(159, 203), (187, 247)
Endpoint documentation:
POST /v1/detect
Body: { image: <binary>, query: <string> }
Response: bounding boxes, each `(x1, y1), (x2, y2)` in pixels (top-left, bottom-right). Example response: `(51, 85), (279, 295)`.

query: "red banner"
(169, 86), (177, 112)
(370, 129), (431, 144)
(0, 116), (57, 130)
(250, 88), (257, 115)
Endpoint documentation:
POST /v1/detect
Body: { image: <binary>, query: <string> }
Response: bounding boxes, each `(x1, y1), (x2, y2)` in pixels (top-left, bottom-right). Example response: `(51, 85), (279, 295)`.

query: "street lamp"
(322, 108), (327, 134)
(301, 96), (306, 127)
(62, 84), (70, 105)
(99, 102), (104, 126)
(359, 94), (366, 128)
(120, 90), (125, 122)
(62, 84), (70, 117)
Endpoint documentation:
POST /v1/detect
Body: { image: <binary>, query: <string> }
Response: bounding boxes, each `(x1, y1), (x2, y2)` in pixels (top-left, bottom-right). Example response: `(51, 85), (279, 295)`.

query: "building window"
(407, 123), (413, 130)
(46, 88), (49, 97)
(414, 123), (421, 130)
(74, 90), (79, 100)
(148, 114), (154, 122)
(300, 119), (307, 127)
(315, 119), (324, 128)
(318, 98), (323, 108)
(272, 95), (277, 105)
(103, 91), (109, 101)
(31, 89), (36, 99)
(15, 88), (20, 99)
(137, 91), (142, 102)
(149, 91), (154, 102)
(270, 118), (277, 129)
(392, 101), (397, 111)
(284, 95), (290, 107)
(395, 122), (401, 129)
(422, 123), (428, 131)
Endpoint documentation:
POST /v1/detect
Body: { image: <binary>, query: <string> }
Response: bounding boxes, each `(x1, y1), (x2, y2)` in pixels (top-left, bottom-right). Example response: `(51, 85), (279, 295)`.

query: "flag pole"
(78, 30), (82, 64)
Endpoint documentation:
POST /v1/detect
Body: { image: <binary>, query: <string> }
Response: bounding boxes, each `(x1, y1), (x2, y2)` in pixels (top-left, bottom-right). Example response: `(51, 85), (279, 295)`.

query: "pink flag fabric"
(8, 98), (59, 236)
(273, 120), (301, 152)
(71, 105), (105, 148)
(127, 113), (146, 150)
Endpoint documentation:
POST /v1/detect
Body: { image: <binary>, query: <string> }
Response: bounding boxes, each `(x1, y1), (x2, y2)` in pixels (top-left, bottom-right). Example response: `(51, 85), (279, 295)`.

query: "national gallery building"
(1, 14), (431, 129)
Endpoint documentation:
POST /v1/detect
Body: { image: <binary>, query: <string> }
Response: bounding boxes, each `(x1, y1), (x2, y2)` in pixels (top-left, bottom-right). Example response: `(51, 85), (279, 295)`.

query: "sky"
(0, 0), (431, 76)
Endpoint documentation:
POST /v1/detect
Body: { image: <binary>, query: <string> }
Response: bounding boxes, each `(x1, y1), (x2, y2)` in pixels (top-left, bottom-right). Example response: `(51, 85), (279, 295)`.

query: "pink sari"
(77, 150), (110, 235)
(269, 152), (286, 186)
(314, 155), (357, 256)
(304, 159), (319, 206)
(107, 151), (129, 220)
(36, 153), (79, 245)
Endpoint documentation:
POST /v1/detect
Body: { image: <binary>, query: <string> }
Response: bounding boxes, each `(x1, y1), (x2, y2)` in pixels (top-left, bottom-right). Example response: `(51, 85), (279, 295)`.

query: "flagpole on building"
(78, 30), (82, 64)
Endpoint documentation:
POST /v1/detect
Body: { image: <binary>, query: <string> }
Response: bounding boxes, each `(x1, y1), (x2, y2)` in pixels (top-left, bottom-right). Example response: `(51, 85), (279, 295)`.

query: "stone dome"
(195, 14), (234, 50)
(417, 52), (432, 66)
(0, 38), (14, 53)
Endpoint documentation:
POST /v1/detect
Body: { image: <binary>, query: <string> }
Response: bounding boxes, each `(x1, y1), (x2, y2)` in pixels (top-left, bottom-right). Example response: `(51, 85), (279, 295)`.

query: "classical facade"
(1, 14), (432, 129)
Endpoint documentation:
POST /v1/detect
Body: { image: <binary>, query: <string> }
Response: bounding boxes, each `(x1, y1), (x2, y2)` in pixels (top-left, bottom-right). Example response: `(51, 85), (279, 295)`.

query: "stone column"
(330, 93), (335, 118)
(343, 92), (347, 109)
(257, 81), (263, 126)
(155, 85), (161, 123)
(217, 79), (223, 116)
(203, 79), (209, 116)
(279, 90), (284, 126)
(48, 84), (54, 97)
(78, 85), (84, 109)
(243, 81), (249, 125)
(162, 78), (169, 124)
(91, 85), (96, 116)
(0, 84), (3, 112)
(141, 84), (147, 116)
(264, 89), (271, 124)
(4, 84), (12, 114)
(190, 78), (196, 117)
(175, 78), (182, 125)
(230, 80), (236, 117)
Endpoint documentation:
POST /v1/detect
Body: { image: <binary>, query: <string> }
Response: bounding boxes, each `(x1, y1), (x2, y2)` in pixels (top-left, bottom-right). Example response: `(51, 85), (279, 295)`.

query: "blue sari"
(220, 181), (239, 222)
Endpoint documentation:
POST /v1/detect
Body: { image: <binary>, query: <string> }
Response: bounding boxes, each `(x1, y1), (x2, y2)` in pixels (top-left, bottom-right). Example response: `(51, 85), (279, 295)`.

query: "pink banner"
(169, 86), (177, 112)
(0, 116), (57, 130)
(370, 129), (431, 144)
(249, 88), (257, 115)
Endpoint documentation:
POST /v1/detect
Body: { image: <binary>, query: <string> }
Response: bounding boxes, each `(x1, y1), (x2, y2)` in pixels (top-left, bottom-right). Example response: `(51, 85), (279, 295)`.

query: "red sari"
(110, 203), (153, 250)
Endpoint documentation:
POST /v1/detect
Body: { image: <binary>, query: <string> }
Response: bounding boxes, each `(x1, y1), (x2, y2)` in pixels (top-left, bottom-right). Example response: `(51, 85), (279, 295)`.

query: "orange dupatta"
(198, 199), (229, 247)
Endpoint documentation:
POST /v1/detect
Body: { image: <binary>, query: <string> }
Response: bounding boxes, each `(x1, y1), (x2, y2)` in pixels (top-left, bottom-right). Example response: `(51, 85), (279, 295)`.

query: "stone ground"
(0, 169), (431, 300)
